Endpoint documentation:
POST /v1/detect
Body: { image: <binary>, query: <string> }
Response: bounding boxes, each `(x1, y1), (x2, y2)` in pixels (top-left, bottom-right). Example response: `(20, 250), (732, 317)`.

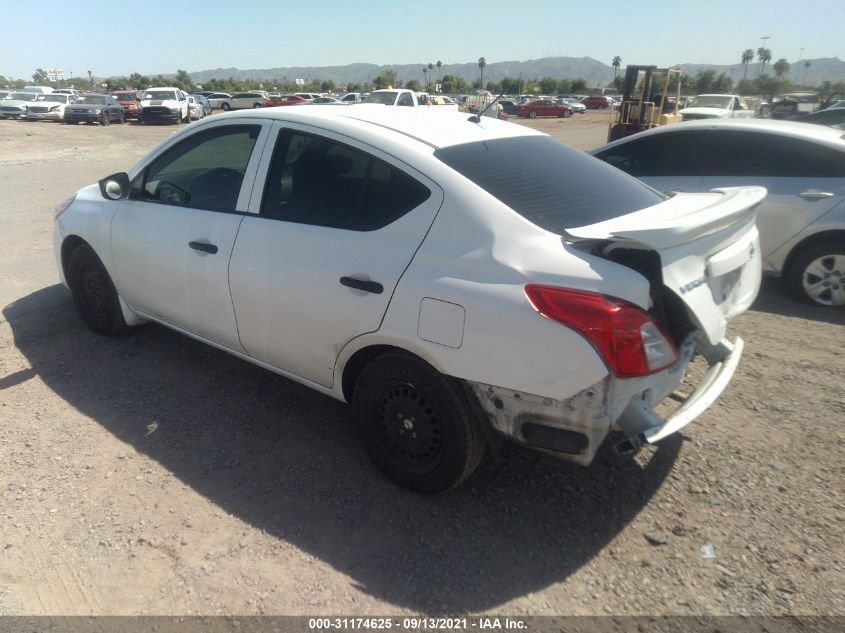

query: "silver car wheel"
(802, 254), (845, 306)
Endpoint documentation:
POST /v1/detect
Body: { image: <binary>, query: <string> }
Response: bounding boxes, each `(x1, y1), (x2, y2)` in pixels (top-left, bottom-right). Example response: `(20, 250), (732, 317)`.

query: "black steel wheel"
(353, 352), (486, 493)
(67, 243), (129, 336)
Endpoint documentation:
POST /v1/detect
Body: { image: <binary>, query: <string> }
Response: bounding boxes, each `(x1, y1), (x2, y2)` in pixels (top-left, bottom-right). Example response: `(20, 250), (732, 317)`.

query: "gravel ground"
(0, 111), (842, 617)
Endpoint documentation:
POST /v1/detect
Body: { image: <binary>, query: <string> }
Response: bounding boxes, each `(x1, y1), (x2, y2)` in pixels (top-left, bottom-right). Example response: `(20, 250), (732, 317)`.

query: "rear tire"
(528, 110), (537, 119)
(562, 110), (572, 118)
(221, 102), (230, 111)
(353, 352), (486, 493)
(100, 112), (111, 126)
(67, 243), (130, 336)
(785, 242), (845, 307)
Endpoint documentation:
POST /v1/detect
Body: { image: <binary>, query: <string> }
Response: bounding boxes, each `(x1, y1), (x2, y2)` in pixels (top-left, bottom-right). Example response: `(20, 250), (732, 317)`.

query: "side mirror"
(99, 172), (131, 200)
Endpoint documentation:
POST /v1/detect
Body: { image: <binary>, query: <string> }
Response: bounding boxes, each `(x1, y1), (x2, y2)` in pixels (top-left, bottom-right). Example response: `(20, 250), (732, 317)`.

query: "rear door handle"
(188, 241), (218, 254)
(798, 190), (834, 200)
(340, 276), (383, 294)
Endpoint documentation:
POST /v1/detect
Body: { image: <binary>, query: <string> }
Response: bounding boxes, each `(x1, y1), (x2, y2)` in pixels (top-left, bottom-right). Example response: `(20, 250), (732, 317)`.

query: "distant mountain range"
(183, 56), (845, 88)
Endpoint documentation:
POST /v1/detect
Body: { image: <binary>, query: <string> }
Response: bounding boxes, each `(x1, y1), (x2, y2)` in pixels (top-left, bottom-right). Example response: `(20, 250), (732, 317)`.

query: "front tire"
(100, 112), (111, 126)
(353, 352), (486, 493)
(67, 243), (129, 336)
(786, 242), (845, 307)
(221, 102), (230, 111)
(528, 110), (537, 119)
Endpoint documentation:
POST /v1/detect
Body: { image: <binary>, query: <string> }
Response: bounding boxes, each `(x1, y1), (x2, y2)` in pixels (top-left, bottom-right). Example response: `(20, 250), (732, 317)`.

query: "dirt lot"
(0, 111), (842, 618)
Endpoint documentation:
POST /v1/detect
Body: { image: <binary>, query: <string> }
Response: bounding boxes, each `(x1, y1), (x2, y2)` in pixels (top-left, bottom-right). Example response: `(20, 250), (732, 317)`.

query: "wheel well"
(60, 235), (88, 280)
(782, 230), (845, 277)
(340, 344), (412, 403)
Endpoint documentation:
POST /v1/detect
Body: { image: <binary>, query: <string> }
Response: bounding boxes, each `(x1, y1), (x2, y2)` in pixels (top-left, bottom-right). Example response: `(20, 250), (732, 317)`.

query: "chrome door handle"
(798, 190), (834, 200)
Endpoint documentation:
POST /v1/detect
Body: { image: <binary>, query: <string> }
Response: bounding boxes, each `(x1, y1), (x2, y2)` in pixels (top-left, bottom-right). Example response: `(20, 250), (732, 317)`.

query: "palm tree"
(436, 60), (442, 84)
(803, 59), (811, 85)
(757, 47), (772, 75)
(422, 67), (428, 89)
(427, 63), (433, 91)
(741, 49), (754, 82)
(612, 56), (622, 82)
(478, 57), (486, 89)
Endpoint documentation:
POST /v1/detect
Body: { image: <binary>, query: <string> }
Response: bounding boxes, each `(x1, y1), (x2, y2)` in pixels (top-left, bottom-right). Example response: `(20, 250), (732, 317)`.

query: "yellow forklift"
(608, 65), (684, 142)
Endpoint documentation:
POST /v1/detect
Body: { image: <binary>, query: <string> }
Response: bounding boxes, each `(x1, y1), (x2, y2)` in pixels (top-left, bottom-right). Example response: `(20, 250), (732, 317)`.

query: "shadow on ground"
(4, 285), (682, 613)
(751, 277), (845, 325)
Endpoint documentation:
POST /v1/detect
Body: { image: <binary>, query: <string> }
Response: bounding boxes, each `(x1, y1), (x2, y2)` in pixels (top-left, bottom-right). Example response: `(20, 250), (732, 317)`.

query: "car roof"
(591, 119), (845, 154)
(193, 105), (545, 150)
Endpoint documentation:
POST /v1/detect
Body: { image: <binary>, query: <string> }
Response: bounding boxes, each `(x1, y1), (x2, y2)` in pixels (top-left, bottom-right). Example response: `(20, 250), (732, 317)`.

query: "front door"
(110, 121), (269, 350)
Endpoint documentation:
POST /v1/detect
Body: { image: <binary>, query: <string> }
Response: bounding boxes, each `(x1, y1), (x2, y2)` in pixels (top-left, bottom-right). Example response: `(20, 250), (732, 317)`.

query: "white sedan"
(53, 107), (765, 492)
(187, 95), (205, 120)
(24, 93), (76, 121)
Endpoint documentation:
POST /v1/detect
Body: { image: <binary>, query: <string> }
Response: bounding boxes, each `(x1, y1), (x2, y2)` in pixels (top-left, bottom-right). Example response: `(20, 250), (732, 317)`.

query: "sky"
(0, 0), (841, 81)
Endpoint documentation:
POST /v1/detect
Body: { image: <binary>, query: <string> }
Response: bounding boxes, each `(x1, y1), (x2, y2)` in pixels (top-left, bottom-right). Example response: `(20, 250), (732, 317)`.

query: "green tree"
(0, 75), (8, 87)
(32, 68), (50, 83)
(695, 69), (716, 93)
(346, 82), (362, 93)
(427, 62), (434, 91)
(321, 79), (336, 93)
(612, 56), (622, 82)
(712, 73), (734, 93)
(436, 60), (442, 84)
(499, 76), (521, 94)
(477, 57), (486, 88)
(405, 79), (421, 92)
(570, 78), (587, 92)
(557, 78), (572, 94)
(373, 70), (398, 89)
(174, 69), (193, 91)
(539, 76), (558, 94)
(773, 58), (790, 78)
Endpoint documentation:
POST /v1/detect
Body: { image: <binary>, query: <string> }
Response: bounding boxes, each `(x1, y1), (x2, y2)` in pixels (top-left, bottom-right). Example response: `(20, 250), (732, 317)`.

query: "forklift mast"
(608, 65), (682, 142)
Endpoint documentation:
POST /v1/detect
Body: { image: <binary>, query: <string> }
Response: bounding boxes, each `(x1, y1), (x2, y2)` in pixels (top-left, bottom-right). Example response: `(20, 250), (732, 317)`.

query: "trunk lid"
(565, 186), (766, 345)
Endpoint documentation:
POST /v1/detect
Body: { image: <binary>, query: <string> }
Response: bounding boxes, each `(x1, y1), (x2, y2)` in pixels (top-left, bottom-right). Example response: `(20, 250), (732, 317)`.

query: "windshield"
(435, 137), (664, 233)
(143, 90), (177, 101)
(364, 91), (397, 105)
(11, 93), (38, 101)
(37, 94), (68, 103)
(76, 96), (108, 105)
(687, 95), (733, 109)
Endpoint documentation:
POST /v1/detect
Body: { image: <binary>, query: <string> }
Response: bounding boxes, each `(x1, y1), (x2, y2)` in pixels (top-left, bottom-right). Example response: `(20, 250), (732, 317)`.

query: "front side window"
(594, 132), (710, 177)
(139, 125), (261, 212)
(261, 131), (431, 230)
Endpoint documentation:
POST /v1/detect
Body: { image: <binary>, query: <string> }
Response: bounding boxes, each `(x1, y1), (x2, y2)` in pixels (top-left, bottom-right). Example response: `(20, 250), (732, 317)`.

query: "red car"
(264, 94), (309, 107)
(517, 99), (573, 119)
(111, 90), (141, 120)
(581, 95), (613, 109)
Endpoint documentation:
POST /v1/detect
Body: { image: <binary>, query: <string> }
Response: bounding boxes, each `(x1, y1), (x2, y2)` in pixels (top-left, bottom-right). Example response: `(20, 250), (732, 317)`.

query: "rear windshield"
(434, 136), (664, 233)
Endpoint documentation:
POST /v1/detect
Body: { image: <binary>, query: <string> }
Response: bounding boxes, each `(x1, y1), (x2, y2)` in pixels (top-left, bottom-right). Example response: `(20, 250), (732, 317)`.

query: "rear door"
(698, 130), (845, 260)
(228, 123), (443, 387)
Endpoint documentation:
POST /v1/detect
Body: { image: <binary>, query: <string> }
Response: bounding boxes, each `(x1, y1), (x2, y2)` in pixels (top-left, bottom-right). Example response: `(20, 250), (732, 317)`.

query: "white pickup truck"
(139, 87), (190, 125)
(680, 94), (757, 121)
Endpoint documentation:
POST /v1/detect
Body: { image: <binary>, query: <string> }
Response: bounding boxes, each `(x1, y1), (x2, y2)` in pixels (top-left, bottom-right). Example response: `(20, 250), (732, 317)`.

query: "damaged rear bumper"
(466, 335), (744, 464)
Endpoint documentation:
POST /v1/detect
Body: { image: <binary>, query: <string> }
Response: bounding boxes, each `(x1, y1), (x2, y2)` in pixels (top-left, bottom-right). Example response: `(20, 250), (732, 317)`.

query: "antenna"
(468, 90), (507, 124)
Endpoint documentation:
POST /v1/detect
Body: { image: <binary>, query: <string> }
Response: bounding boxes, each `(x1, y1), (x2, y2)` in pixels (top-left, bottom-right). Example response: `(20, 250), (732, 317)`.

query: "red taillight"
(524, 284), (678, 378)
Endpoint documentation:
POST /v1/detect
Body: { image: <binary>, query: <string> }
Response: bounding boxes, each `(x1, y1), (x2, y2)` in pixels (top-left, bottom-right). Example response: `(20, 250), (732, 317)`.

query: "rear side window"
(435, 136), (664, 233)
(261, 130), (431, 230)
(703, 131), (845, 178)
